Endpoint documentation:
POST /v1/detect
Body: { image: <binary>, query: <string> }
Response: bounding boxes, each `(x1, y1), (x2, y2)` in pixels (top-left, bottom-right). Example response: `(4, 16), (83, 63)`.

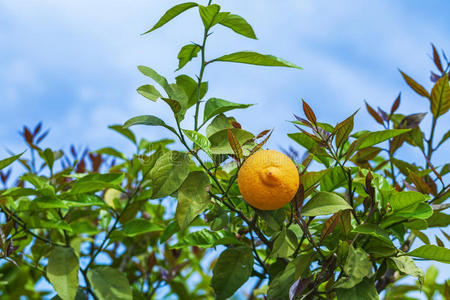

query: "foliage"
(1, 1), (449, 299)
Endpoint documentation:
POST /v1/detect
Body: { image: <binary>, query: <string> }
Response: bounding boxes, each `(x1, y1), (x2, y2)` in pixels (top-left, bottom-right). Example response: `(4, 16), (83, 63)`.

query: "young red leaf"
(431, 43), (444, 73)
(399, 70), (430, 98)
(390, 93), (401, 115)
(251, 129), (273, 154)
(321, 211), (341, 241)
(302, 100), (317, 125)
(227, 128), (243, 160)
(365, 101), (384, 125)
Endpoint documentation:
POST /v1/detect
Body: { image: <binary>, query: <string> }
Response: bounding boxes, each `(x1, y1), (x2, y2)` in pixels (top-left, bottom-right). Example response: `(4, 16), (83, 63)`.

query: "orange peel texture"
(238, 150), (299, 210)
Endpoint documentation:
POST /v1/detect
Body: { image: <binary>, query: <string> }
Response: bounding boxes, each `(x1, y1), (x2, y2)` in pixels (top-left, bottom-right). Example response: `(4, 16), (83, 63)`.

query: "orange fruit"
(238, 150), (299, 210)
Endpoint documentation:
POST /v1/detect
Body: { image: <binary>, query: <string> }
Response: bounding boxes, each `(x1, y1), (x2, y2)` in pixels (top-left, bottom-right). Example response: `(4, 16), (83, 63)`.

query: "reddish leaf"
(231, 121), (241, 129)
(251, 129), (273, 154)
(23, 127), (33, 144)
(430, 74), (450, 118)
(399, 70), (430, 98)
(431, 43), (444, 73)
(256, 129), (270, 139)
(302, 100), (317, 125)
(33, 122), (42, 135)
(321, 211), (341, 241)
(390, 93), (401, 115)
(227, 129), (243, 160)
(365, 101), (384, 125)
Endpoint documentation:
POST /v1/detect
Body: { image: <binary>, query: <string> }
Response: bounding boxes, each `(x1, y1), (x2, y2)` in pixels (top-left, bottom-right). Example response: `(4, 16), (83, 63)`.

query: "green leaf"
(171, 229), (241, 249)
(393, 202), (433, 220)
(198, 4), (226, 29)
(143, 2), (198, 34)
(27, 216), (72, 232)
(352, 224), (394, 246)
(160, 221), (179, 243)
(430, 73), (450, 118)
(390, 256), (424, 284)
(137, 84), (161, 101)
(137, 65), (169, 89)
(0, 151), (25, 171)
(267, 253), (313, 300)
(183, 130), (212, 157)
(71, 181), (123, 194)
(335, 247), (372, 289)
(63, 194), (105, 208)
(209, 128), (254, 155)
(149, 151), (190, 198)
(47, 247), (79, 300)
(336, 278), (378, 300)
(389, 191), (428, 212)
(177, 44), (201, 71)
(87, 266), (132, 300)
(108, 125), (136, 144)
(175, 75), (207, 108)
(206, 113), (236, 138)
(70, 221), (99, 235)
(176, 171), (210, 230)
(203, 98), (252, 123)
(95, 147), (126, 160)
(320, 166), (353, 192)
(358, 129), (411, 149)
(211, 246), (253, 300)
(218, 13), (257, 39)
(122, 115), (177, 135)
(427, 212), (450, 227)
(301, 192), (352, 216)
(407, 245), (450, 263)
(287, 132), (330, 166)
(121, 219), (164, 237)
(270, 226), (297, 258)
(214, 51), (302, 69)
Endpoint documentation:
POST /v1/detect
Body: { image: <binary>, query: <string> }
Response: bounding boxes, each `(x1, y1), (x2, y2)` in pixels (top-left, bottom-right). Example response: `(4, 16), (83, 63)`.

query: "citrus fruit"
(237, 149), (299, 210)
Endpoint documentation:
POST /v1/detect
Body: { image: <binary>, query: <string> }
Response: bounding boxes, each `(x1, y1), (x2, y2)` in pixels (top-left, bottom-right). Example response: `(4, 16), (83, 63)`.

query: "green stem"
(194, 28), (209, 131)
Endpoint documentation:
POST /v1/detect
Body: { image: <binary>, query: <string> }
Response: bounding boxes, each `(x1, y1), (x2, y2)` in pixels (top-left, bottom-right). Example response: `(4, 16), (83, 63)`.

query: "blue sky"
(1, 0), (449, 296)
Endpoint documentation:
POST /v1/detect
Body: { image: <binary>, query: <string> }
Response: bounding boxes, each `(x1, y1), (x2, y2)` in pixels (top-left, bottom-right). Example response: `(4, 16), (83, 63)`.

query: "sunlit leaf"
(407, 245), (450, 263)
(301, 192), (352, 216)
(143, 2), (198, 34)
(88, 266), (132, 300)
(47, 247), (79, 300)
(213, 51), (302, 69)
(203, 98), (252, 123)
(218, 13), (257, 39)
(430, 73), (450, 118)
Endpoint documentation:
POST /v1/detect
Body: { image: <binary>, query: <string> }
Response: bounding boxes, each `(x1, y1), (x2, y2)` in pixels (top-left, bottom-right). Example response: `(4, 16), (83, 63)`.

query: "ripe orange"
(238, 150), (299, 210)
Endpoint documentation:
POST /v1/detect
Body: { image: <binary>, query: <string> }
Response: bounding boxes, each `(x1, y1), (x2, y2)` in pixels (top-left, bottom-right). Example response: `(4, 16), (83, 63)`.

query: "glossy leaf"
(213, 51), (302, 69)
(301, 192), (352, 216)
(182, 129), (212, 156)
(176, 171), (210, 230)
(430, 74), (450, 118)
(149, 151), (190, 199)
(211, 246), (253, 300)
(47, 247), (79, 300)
(357, 129), (410, 149)
(209, 128), (254, 155)
(218, 14), (257, 39)
(352, 224), (393, 246)
(88, 266), (132, 300)
(142, 2), (198, 34)
(203, 98), (252, 123)
(122, 115), (177, 135)
(389, 191), (427, 212)
(171, 229), (241, 249)
(407, 245), (450, 263)
(335, 113), (355, 150)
